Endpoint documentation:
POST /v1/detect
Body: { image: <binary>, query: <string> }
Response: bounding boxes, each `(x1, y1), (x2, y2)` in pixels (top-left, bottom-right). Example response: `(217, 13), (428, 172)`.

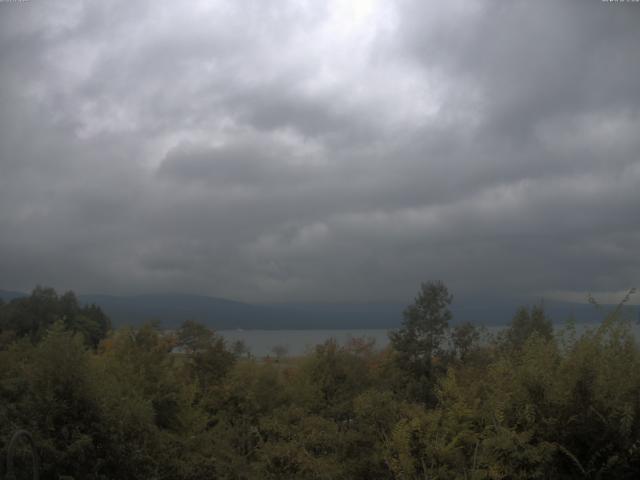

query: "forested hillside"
(1, 285), (639, 479)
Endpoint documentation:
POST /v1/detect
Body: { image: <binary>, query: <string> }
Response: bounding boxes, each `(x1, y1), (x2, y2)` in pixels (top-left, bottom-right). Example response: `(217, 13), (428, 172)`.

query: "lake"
(219, 321), (640, 357)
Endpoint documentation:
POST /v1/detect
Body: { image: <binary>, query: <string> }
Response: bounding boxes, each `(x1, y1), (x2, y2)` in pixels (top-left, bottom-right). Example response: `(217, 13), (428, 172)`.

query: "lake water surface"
(219, 322), (640, 357)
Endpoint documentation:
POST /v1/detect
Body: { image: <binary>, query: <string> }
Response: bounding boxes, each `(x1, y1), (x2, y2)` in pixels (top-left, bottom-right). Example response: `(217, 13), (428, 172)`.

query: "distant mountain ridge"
(0, 289), (28, 301)
(78, 293), (405, 330)
(1, 289), (636, 329)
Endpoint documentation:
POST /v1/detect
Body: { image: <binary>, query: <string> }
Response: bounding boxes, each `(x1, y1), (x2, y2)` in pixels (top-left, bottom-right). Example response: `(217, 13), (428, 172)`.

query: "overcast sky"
(1, 0), (639, 303)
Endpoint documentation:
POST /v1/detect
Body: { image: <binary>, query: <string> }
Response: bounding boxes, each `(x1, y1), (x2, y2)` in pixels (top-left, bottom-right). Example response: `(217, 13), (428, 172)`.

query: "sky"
(1, 0), (639, 304)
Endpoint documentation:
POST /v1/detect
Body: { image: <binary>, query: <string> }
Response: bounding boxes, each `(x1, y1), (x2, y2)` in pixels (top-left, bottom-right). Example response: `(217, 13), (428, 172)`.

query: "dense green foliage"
(0, 286), (111, 348)
(390, 280), (453, 404)
(1, 285), (639, 479)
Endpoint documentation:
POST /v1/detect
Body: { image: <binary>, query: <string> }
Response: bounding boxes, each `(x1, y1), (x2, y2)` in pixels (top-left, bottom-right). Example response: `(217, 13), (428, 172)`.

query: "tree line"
(0, 283), (639, 479)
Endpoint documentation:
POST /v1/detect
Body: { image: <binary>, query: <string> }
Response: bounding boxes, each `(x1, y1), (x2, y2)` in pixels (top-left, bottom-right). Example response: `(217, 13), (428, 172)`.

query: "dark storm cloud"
(0, 0), (639, 302)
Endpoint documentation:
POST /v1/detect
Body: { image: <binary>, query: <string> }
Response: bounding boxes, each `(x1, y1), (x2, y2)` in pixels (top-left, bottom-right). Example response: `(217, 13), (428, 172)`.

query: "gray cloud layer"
(1, 0), (639, 302)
